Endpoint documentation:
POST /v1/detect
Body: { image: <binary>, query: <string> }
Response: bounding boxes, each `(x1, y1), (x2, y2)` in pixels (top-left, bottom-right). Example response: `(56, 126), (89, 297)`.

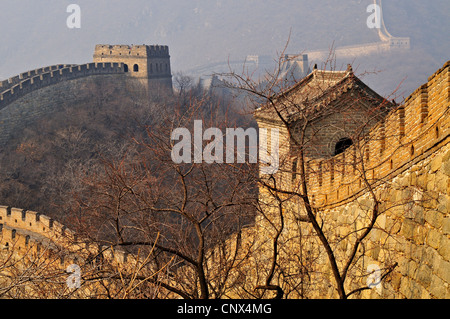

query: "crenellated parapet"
(0, 64), (75, 93)
(0, 44), (173, 115)
(0, 206), (133, 267)
(289, 61), (449, 208)
(0, 205), (143, 299)
(0, 206), (76, 251)
(249, 61), (450, 299)
(93, 44), (170, 58)
(93, 44), (172, 89)
(0, 62), (125, 112)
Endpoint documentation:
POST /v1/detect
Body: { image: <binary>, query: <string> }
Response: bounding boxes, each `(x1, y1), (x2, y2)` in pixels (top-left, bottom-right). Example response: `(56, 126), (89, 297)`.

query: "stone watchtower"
(93, 44), (172, 91)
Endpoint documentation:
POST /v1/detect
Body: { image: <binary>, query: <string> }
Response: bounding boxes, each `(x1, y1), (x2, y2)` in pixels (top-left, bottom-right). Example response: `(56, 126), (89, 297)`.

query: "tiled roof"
(255, 65), (392, 124)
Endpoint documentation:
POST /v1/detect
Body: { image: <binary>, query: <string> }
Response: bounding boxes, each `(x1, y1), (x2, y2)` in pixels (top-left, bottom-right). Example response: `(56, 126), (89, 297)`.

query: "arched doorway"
(334, 138), (353, 155)
(124, 64), (129, 73)
(133, 64), (139, 72)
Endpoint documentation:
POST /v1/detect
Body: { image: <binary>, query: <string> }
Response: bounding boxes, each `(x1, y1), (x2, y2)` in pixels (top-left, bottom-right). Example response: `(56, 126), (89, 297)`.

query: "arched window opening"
(334, 138), (353, 156)
(124, 64), (129, 73)
(133, 64), (139, 72)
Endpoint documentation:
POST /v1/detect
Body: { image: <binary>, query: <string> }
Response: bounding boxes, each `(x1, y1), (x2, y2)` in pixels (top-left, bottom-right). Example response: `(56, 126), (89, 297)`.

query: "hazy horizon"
(0, 0), (448, 99)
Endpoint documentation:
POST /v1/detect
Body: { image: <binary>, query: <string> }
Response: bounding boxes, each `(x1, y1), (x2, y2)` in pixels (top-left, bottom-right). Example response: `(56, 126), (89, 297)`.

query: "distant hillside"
(0, 0), (448, 97)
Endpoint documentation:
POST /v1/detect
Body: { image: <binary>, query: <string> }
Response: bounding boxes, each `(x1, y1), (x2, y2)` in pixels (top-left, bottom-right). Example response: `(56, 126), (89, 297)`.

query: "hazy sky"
(0, 0), (448, 97)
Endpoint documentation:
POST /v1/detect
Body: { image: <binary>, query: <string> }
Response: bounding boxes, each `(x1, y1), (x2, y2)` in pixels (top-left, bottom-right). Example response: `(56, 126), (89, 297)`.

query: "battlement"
(0, 44), (172, 113)
(0, 223), (47, 252)
(287, 61), (449, 208)
(388, 37), (410, 49)
(0, 64), (75, 93)
(93, 44), (170, 58)
(93, 44), (172, 89)
(0, 206), (75, 246)
(0, 62), (124, 111)
(0, 206), (134, 266)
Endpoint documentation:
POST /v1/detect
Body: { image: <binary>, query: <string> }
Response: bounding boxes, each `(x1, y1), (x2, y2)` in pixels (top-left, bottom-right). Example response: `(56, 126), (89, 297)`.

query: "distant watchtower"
(93, 44), (172, 91)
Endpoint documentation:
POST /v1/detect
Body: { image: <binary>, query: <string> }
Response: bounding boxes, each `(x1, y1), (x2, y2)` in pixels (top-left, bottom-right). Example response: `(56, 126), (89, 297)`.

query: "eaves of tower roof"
(254, 65), (392, 124)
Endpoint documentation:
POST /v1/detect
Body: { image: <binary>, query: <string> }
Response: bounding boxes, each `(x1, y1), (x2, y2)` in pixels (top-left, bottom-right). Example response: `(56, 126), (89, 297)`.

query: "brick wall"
(0, 63), (125, 111)
(0, 72), (135, 147)
(294, 61), (449, 209)
(93, 44), (172, 89)
(247, 60), (450, 298)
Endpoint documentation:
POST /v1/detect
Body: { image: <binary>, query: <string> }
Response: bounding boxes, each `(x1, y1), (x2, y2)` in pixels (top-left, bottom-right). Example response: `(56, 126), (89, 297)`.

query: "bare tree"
(67, 91), (258, 299)
(221, 46), (400, 299)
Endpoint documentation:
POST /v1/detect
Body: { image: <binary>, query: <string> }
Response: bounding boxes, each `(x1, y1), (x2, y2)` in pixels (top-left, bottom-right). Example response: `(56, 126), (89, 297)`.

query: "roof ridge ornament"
(346, 64), (353, 73)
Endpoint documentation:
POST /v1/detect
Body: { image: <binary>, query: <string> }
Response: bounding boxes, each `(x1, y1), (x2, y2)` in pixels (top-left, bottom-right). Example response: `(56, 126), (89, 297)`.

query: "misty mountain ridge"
(0, 0), (448, 99)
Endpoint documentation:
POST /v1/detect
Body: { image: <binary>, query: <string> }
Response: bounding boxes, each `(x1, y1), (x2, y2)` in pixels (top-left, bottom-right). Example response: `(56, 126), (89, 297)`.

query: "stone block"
(376, 214), (387, 228)
(430, 155), (443, 173)
(437, 194), (449, 214)
(395, 236), (408, 253)
(390, 272), (402, 291)
(426, 177), (436, 192)
(399, 277), (423, 299)
(429, 275), (448, 298)
(409, 171), (417, 186)
(371, 245), (381, 260)
(424, 210), (444, 229)
(416, 173), (428, 190)
(425, 246), (441, 269)
(420, 287), (432, 299)
(412, 205), (425, 225)
(421, 194), (439, 209)
(426, 229), (442, 249)
(438, 236), (450, 262)
(436, 259), (450, 284)
(435, 173), (448, 195)
(413, 225), (427, 245)
(401, 218), (416, 240)
(398, 257), (410, 276)
(388, 218), (402, 235)
(443, 218), (450, 235)
(441, 149), (450, 162)
(370, 228), (382, 242)
(442, 152), (450, 177)
(416, 264), (432, 288)
(410, 243), (425, 261)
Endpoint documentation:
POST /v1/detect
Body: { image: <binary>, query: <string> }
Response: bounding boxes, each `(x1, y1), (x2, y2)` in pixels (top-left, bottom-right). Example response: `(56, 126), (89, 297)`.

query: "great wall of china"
(306, 0), (410, 61)
(0, 63), (125, 111)
(0, 57), (448, 298)
(189, 0), (410, 83)
(295, 61), (449, 209)
(0, 6), (447, 296)
(0, 44), (173, 148)
(0, 205), (132, 265)
(244, 60), (449, 299)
